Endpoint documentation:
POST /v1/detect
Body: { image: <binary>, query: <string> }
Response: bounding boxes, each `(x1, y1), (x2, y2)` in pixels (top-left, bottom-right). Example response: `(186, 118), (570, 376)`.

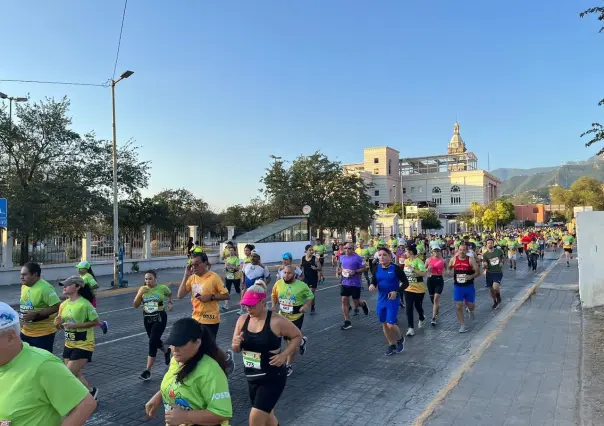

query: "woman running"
(133, 270), (173, 381)
(75, 261), (108, 334)
(369, 247), (408, 356)
(145, 318), (233, 425)
(403, 245), (427, 336)
(425, 247), (445, 326)
(300, 244), (322, 314)
(55, 275), (100, 400)
(232, 280), (302, 426)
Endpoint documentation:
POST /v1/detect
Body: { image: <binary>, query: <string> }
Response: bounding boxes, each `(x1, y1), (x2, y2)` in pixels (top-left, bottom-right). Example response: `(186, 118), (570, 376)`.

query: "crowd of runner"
(0, 226), (576, 425)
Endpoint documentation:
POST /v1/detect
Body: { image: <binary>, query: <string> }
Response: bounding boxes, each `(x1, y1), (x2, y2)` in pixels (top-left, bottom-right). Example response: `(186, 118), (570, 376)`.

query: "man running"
(482, 238), (504, 310)
(507, 236), (519, 270)
(331, 239), (340, 267)
(527, 238), (541, 272)
(313, 238), (327, 268)
(337, 242), (370, 330)
(241, 251), (271, 315)
(448, 243), (480, 333)
(369, 247), (408, 355)
(561, 231), (575, 267)
(271, 265), (313, 376)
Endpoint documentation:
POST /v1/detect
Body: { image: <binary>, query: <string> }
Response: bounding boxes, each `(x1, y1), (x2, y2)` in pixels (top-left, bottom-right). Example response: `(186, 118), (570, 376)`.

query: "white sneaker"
(406, 328), (415, 337)
(459, 325), (469, 333)
(418, 320), (425, 329)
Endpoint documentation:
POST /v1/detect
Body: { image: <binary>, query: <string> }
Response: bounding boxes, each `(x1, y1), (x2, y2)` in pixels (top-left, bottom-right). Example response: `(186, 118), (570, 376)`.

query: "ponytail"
(77, 284), (95, 304)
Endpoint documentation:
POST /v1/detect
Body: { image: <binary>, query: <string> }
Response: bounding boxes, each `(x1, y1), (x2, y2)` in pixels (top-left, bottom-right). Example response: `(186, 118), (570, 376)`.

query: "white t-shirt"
(242, 263), (270, 282)
(276, 266), (302, 280)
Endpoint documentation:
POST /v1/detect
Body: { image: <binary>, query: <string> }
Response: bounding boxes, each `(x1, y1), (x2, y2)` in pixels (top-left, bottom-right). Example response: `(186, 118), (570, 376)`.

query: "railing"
(151, 227), (188, 257)
(11, 235), (83, 266)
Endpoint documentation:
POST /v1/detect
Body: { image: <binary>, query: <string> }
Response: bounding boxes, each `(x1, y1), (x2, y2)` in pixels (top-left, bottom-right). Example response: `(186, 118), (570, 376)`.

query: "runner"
(355, 241), (371, 287)
(447, 243), (481, 333)
(366, 240), (378, 281)
(233, 280), (302, 425)
(241, 251), (271, 315)
(75, 261), (108, 334)
(538, 234), (546, 260)
(482, 238), (504, 310)
(19, 262), (61, 353)
(55, 276), (100, 400)
(0, 302), (97, 425)
(331, 239), (340, 267)
(425, 247), (445, 325)
(369, 247), (408, 355)
(223, 246), (242, 311)
(276, 252), (302, 281)
(145, 318), (232, 425)
(527, 238), (541, 272)
(313, 238), (327, 268)
(337, 242), (370, 330)
(177, 251), (235, 375)
(402, 245), (427, 336)
(507, 236), (519, 270)
(133, 270), (173, 381)
(300, 245), (322, 314)
(561, 231), (575, 267)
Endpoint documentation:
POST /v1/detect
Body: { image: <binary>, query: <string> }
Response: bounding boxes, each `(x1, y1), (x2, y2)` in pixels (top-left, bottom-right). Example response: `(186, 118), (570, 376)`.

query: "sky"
(2, 0), (603, 210)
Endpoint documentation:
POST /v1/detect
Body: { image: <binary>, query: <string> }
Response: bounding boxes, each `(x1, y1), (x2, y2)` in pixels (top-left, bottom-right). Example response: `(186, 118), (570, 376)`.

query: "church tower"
(447, 122), (467, 154)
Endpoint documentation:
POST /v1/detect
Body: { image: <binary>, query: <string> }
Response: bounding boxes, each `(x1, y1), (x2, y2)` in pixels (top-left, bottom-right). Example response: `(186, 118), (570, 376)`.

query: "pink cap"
(240, 291), (266, 306)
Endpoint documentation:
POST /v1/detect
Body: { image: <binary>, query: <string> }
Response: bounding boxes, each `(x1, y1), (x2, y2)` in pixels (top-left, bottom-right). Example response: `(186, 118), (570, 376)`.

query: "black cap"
(164, 318), (203, 347)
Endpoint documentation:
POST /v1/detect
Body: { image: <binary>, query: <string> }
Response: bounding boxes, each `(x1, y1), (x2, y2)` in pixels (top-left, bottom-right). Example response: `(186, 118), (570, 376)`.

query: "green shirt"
(482, 248), (504, 273)
(271, 279), (315, 321)
(141, 284), (172, 315)
(0, 343), (89, 426)
(161, 355), (232, 425)
(403, 258), (426, 293)
(313, 244), (327, 256)
(224, 256), (242, 280)
(58, 297), (99, 352)
(366, 246), (378, 257)
(20, 279), (61, 338)
(416, 241), (425, 254)
(562, 236), (575, 248)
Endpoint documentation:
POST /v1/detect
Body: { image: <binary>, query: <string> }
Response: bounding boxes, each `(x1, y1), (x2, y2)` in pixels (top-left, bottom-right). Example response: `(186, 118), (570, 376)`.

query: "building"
(514, 204), (566, 224)
(344, 122), (501, 233)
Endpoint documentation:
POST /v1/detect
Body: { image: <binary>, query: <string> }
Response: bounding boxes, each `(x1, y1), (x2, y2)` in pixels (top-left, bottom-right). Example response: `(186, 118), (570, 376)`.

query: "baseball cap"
(282, 252), (293, 260)
(59, 276), (85, 287)
(164, 318), (203, 347)
(251, 250), (261, 257)
(0, 302), (19, 331)
(75, 261), (90, 270)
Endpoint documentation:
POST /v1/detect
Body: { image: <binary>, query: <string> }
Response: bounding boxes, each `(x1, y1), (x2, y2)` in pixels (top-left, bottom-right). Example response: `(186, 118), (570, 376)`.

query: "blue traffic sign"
(0, 198), (7, 228)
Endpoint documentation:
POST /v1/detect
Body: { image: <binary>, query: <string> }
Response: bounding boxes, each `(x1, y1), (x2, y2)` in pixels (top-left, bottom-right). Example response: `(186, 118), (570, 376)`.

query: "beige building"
(344, 122), (501, 220)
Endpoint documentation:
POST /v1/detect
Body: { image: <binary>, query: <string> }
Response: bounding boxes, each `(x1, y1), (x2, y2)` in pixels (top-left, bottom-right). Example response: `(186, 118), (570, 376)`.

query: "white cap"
(0, 302), (19, 331)
(251, 250), (261, 257)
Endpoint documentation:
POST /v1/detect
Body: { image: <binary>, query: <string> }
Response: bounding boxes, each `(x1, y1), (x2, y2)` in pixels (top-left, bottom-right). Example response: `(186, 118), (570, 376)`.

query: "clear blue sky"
(2, 0), (603, 210)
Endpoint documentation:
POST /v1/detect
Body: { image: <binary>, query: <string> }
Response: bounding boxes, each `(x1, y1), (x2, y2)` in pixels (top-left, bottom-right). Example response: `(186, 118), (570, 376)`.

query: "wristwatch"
(210, 294), (216, 301)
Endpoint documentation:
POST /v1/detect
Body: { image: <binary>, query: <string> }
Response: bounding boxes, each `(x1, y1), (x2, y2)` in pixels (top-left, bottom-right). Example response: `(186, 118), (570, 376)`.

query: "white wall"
(577, 212), (604, 308)
(236, 241), (311, 264)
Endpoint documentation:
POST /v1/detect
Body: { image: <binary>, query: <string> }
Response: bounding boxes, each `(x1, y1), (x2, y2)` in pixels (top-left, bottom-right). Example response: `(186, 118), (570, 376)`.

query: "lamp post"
(110, 70), (134, 288)
(0, 92), (28, 188)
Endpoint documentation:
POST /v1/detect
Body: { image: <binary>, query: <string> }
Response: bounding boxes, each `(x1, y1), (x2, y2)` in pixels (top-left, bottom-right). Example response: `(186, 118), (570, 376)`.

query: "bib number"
(341, 271), (350, 278)
(144, 301), (159, 314)
(280, 303), (294, 314)
(489, 257), (500, 266)
(242, 350), (261, 369)
(226, 272), (235, 280)
(65, 331), (76, 341)
(457, 274), (467, 284)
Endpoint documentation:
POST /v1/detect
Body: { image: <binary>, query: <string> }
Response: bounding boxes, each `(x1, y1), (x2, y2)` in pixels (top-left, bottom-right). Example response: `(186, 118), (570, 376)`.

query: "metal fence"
(151, 227), (188, 257)
(11, 235), (83, 266)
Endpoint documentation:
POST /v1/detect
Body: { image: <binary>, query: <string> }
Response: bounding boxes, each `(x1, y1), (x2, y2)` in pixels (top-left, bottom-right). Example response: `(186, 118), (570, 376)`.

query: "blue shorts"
(453, 285), (475, 303)
(377, 299), (400, 324)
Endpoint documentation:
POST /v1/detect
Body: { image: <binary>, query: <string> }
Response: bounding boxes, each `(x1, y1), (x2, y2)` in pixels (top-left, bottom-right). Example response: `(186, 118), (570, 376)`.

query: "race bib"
(144, 301), (159, 314)
(342, 271), (350, 278)
(242, 350), (261, 369)
(398, 257), (405, 265)
(280, 302), (294, 314)
(164, 403), (172, 413)
(457, 274), (467, 284)
(65, 330), (76, 341)
(226, 272), (235, 280)
(489, 258), (500, 266)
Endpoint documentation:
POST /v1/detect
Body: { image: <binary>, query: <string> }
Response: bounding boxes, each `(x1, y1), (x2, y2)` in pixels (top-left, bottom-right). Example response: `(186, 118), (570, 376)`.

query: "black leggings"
(144, 311), (167, 357)
(404, 292), (425, 329)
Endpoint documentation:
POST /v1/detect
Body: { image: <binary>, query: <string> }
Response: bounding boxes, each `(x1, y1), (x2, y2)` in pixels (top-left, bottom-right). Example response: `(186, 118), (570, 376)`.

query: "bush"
(131, 261), (140, 273)
(65, 245), (82, 260)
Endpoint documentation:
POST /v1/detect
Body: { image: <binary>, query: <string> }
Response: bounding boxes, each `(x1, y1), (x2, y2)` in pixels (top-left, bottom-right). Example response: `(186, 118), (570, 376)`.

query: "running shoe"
(286, 365), (293, 377)
(459, 325), (469, 333)
(396, 338), (405, 353)
(164, 347), (171, 365)
(139, 370), (151, 381)
(385, 345), (396, 356)
(406, 328), (415, 337)
(90, 387), (99, 400)
(418, 320), (425, 329)
(225, 349), (235, 376)
(310, 305), (316, 315)
(492, 301), (500, 310)
(300, 336), (308, 356)
(431, 318), (437, 326)
(100, 321), (108, 335)
(353, 308), (359, 316)
(341, 320), (352, 330)
(362, 301), (369, 315)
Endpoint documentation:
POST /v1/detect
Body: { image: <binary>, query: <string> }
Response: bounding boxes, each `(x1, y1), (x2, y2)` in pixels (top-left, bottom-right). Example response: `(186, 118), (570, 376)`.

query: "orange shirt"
(185, 271), (228, 325)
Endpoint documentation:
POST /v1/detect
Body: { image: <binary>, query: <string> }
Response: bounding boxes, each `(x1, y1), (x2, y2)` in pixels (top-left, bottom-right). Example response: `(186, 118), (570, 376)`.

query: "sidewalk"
(424, 259), (581, 426)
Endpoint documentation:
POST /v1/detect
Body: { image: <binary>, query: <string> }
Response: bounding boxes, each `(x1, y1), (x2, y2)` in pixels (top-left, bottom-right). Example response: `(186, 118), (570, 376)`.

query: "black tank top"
(241, 310), (284, 378)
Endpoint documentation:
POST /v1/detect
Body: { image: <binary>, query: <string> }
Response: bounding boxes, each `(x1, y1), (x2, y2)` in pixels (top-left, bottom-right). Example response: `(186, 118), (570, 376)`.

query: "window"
(374, 190), (380, 196)
(432, 186), (441, 194)
(403, 188), (406, 194)
(258, 219), (308, 243)
(374, 201), (380, 207)
(410, 187), (415, 193)
(451, 185), (461, 193)
(374, 158), (379, 164)
(373, 168), (379, 175)
(432, 197), (442, 205)
(451, 196), (461, 205)
(388, 159), (392, 175)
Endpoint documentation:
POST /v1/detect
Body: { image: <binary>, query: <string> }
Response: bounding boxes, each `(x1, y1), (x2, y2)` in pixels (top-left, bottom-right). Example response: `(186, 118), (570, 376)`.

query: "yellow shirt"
(185, 271), (228, 325)
(20, 279), (61, 337)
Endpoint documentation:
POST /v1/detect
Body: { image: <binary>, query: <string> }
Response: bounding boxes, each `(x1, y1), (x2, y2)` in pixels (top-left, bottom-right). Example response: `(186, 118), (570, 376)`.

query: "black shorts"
(63, 347), (93, 362)
(201, 323), (219, 340)
(248, 371), (287, 413)
(564, 248), (573, 254)
(304, 278), (319, 289)
(225, 279), (241, 294)
(285, 315), (304, 341)
(21, 332), (55, 353)
(485, 272), (503, 287)
(340, 285), (361, 300)
(427, 276), (444, 296)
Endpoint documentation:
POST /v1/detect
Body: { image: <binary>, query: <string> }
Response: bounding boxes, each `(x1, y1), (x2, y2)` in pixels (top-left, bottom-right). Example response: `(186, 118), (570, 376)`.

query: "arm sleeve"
(263, 267), (270, 279)
(163, 285), (173, 297)
(271, 283), (279, 299)
(198, 364), (233, 419)
(43, 286), (61, 307)
(87, 304), (99, 322)
(370, 268), (378, 287)
(39, 358), (90, 416)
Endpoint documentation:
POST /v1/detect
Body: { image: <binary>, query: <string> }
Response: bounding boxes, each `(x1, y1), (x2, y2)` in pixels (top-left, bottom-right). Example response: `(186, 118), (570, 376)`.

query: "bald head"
(282, 265), (296, 283)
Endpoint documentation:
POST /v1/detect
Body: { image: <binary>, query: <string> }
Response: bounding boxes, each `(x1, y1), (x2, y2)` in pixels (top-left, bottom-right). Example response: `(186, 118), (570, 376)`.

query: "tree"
(220, 198), (273, 236)
(580, 5), (604, 155)
(548, 176), (604, 218)
(494, 200), (515, 227)
(151, 189), (197, 249)
(0, 97), (149, 264)
(482, 208), (498, 230)
(419, 210), (442, 231)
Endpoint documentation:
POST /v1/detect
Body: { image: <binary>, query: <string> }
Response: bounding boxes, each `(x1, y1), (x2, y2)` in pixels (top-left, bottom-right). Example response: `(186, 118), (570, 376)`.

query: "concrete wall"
(577, 211), (604, 308)
(0, 254), (220, 286)
(236, 241), (311, 264)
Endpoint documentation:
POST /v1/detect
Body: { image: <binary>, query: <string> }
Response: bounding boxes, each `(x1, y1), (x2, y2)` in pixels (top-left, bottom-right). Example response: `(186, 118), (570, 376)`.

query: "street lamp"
(110, 70), (134, 287)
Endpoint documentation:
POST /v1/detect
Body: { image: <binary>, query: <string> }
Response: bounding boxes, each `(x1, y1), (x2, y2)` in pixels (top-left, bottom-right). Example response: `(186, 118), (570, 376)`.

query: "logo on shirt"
(212, 392), (230, 401)
(1, 420), (12, 426)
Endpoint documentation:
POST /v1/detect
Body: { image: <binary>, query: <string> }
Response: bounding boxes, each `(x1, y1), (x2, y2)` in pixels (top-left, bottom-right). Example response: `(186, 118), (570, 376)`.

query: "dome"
(448, 122), (466, 154)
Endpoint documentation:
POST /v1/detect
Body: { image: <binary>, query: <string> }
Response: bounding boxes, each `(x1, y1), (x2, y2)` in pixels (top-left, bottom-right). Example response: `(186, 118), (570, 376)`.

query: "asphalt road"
(38, 253), (555, 426)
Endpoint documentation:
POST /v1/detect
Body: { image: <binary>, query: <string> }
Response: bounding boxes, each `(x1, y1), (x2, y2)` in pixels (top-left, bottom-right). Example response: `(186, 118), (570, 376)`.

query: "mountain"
(491, 155), (604, 182)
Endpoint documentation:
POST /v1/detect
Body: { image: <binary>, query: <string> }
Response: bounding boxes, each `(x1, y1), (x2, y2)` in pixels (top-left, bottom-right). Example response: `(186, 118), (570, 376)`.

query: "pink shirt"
(426, 257), (445, 275)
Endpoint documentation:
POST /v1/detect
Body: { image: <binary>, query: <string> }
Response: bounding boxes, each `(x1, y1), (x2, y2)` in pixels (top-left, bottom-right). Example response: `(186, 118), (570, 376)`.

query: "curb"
(413, 253), (563, 426)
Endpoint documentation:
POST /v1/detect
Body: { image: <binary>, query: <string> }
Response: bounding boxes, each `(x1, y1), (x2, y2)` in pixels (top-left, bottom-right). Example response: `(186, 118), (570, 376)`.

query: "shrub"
(65, 245), (82, 260)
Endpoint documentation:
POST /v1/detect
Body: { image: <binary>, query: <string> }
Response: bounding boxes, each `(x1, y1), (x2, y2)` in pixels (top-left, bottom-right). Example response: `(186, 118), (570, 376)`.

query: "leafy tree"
(482, 208), (498, 230)
(220, 198), (273, 236)
(0, 97), (149, 265)
(494, 200), (515, 227)
(580, 5), (604, 155)
(419, 210), (442, 230)
(383, 201), (414, 218)
(548, 176), (604, 218)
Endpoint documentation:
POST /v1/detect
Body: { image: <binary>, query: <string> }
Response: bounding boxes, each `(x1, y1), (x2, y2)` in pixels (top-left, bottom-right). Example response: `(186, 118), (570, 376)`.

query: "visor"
(240, 291), (266, 306)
